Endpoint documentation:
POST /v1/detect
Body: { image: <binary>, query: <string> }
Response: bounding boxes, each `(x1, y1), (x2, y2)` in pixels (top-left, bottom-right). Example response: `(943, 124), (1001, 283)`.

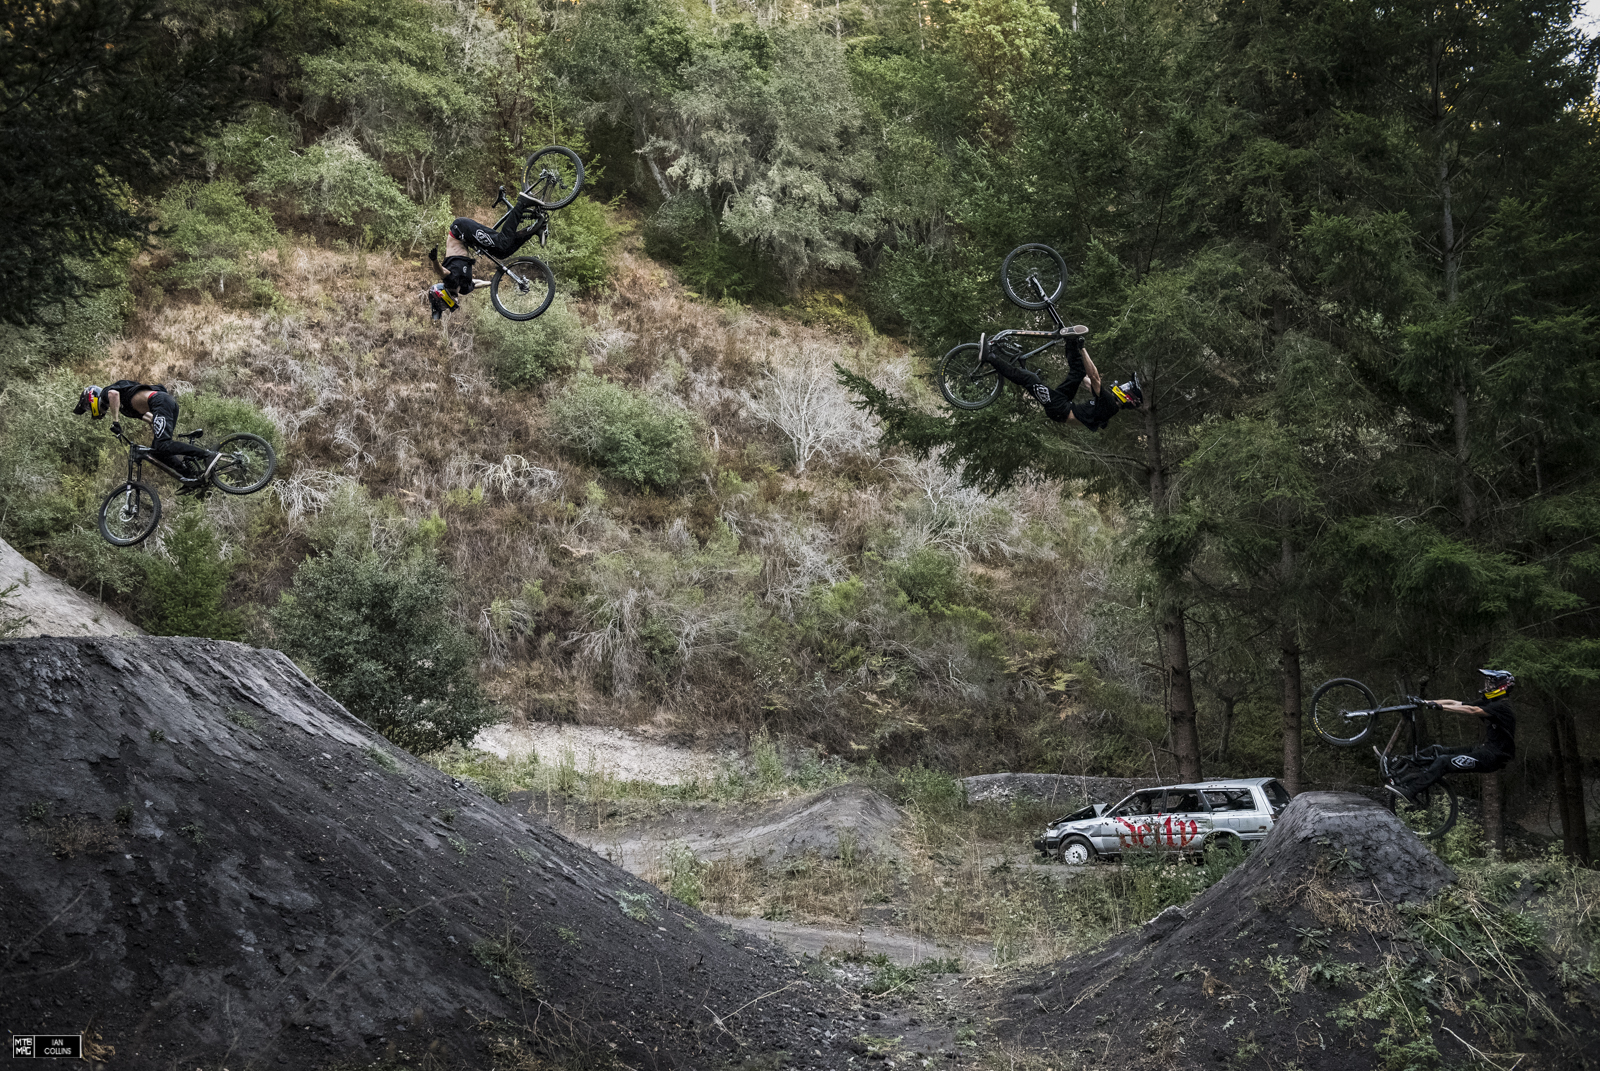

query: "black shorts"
(450, 217), (521, 259)
(143, 392), (211, 468)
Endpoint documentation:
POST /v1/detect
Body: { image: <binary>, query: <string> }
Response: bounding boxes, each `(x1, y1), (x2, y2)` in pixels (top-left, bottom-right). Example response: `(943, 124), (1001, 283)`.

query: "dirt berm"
(989, 791), (1600, 1070)
(0, 638), (856, 1070)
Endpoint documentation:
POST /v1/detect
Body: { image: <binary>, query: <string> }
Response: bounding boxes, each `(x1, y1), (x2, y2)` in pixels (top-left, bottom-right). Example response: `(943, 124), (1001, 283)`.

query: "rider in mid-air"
(1386, 669), (1517, 803)
(75, 382), (214, 491)
(425, 210), (544, 322)
(987, 328), (1143, 430)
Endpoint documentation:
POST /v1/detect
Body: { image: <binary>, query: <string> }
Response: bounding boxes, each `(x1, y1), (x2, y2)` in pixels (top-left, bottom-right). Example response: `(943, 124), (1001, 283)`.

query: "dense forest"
(1, 0), (1595, 859)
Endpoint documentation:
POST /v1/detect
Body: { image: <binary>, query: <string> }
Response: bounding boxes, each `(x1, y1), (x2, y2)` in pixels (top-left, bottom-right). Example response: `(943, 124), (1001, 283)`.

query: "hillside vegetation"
(0, 0), (1595, 858)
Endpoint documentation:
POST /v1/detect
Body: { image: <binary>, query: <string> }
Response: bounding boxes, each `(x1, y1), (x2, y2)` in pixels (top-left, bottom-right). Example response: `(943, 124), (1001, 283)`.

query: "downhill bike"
(462, 146), (584, 322)
(98, 425), (277, 547)
(937, 243), (1088, 410)
(1309, 677), (1460, 840)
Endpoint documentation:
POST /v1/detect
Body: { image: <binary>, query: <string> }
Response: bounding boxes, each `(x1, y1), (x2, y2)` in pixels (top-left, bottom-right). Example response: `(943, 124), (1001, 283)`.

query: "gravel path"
(473, 721), (741, 785)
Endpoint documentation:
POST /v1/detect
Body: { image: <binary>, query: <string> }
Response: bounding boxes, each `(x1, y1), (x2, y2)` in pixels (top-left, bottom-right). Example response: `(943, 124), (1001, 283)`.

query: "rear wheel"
(491, 257), (556, 321)
(938, 342), (1002, 410)
(210, 433), (277, 495)
(98, 482), (160, 546)
(521, 146), (584, 209)
(1391, 781), (1458, 840)
(1310, 677), (1380, 747)
(1059, 837), (1096, 866)
(1000, 244), (1067, 310)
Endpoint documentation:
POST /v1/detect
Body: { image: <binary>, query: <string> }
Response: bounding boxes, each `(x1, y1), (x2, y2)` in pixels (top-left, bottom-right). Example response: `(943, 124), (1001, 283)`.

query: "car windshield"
(1204, 788), (1257, 811)
(1058, 804), (1102, 823)
(1264, 780), (1292, 812)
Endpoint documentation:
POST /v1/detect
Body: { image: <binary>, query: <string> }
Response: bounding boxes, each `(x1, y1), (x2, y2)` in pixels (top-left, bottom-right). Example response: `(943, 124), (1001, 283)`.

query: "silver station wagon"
(1033, 777), (1292, 864)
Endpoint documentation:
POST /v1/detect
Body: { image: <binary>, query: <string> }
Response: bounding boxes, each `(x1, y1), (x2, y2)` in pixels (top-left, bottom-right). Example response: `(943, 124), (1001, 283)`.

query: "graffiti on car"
(1114, 815), (1201, 849)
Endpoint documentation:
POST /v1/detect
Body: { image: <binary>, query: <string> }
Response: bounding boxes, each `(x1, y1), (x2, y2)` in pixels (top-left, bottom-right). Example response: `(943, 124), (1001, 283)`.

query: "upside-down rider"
(425, 209), (543, 322)
(74, 382), (214, 493)
(988, 326), (1143, 429)
(1386, 669), (1517, 804)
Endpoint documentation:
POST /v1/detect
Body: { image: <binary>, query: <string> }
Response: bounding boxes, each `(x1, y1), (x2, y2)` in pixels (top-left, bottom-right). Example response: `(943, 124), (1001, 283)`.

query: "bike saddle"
(182, 429), (205, 441)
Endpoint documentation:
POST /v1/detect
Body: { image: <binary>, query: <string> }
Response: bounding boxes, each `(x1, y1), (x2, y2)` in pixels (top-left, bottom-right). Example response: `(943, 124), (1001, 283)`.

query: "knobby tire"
(1000, 244), (1068, 310)
(1310, 677), (1380, 747)
(938, 342), (1002, 410)
(522, 147), (584, 209)
(491, 257), (556, 321)
(211, 433), (277, 495)
(1391, 780), (1459, 840)
(98, 482), (160, 546)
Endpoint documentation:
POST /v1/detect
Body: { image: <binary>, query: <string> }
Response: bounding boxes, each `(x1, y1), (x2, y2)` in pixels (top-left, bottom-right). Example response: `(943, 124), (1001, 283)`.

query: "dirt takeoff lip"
(0, 637), (861, 1070)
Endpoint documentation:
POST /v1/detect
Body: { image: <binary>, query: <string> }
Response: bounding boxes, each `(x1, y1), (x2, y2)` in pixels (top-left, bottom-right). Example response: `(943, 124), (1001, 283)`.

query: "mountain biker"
(986, 328), (1143, 429)
(425, 208), (543, 322)
(74, 383), (214, 492)
(1386, 669), (1517, 804)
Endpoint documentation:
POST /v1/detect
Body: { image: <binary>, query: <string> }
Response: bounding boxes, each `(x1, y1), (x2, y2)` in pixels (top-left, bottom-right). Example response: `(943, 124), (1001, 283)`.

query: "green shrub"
(157, 180), (279, 299)
(254, 133), (419, 248)
(176, 393), (283, 453)
(474, 294), (583, 388)
(547, 373), (703, 490)
(544, 196), (622, 293)
(271, 546), (494, 753)
(0, 255), (133, 379)
(140, 508), (242, 640)
(891, 547), (963, 612)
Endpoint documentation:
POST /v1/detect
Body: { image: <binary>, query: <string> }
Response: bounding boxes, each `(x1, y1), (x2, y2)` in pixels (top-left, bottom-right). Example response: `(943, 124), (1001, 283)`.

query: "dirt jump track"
(0, 638), (856, 1070)
(989, 791), (1600, 1071)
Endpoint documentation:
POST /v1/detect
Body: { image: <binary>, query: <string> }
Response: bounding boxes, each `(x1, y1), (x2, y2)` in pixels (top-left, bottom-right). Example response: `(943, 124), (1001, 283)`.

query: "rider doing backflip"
(74, 382), (213, 490)
(988, 328), (1143, 430)
(1386, 669), (1517, 804)
(425, 210), (543, 322)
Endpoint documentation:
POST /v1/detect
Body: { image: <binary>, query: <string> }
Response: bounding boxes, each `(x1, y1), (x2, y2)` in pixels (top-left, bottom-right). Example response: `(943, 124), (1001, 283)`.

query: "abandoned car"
(1033, 777), (1292, 864)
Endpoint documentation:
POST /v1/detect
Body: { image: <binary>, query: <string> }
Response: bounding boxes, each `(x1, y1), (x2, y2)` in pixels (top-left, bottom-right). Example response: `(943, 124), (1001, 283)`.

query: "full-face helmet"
(74, 385), (104, 418)
(1478, 668), (1515, 700)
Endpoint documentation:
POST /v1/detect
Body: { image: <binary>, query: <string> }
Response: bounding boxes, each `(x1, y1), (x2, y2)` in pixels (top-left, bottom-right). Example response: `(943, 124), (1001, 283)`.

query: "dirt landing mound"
(0, 638), (853, 1070)
(991, 791), (1598, 1071)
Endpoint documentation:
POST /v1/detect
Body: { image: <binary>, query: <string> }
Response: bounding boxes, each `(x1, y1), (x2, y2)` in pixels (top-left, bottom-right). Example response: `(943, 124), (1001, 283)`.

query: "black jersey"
(1479, 696), (1515, 756)
(1069, 386), (1121, 431)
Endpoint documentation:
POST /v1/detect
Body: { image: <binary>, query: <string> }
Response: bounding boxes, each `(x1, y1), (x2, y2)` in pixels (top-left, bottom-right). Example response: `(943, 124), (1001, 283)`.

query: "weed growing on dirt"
(471, 932), (542, 997)
(225, 708), (259, 731)
(617, 891), (657, 922)
(365, 746), (400, 773)
(178, 821), (206, 845)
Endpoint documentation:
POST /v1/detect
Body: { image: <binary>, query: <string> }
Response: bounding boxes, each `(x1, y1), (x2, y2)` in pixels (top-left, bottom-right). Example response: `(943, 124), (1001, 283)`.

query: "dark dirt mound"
(0, 638), (860, 1070)
(989, 791), (1600, 1071)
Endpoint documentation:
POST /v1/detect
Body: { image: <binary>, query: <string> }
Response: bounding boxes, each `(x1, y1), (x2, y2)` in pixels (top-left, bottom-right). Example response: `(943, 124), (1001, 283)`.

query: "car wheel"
(1059, 837), (1096, 866)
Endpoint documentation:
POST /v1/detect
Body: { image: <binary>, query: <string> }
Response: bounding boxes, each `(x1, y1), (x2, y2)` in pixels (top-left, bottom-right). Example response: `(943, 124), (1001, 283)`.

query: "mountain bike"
(98, 425), (277, 547)
(460, 146), (584, 322)
(937, 243), (1083, 410)
(1310, 677), (1459, 840)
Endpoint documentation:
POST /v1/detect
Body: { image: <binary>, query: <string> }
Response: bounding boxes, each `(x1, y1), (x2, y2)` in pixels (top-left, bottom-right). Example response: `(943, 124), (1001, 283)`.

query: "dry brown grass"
(77, 225), (1125, 760)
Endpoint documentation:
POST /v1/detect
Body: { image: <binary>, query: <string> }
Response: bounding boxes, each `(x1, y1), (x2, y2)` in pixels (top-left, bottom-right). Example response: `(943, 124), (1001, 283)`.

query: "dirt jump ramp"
(0, 638), (852, 1070)
(991, 790), (1599, 1071)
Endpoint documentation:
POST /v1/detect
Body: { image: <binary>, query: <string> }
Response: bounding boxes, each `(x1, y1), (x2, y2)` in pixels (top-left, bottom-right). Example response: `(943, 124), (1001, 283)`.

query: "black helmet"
(1478, 668), (1515, 699)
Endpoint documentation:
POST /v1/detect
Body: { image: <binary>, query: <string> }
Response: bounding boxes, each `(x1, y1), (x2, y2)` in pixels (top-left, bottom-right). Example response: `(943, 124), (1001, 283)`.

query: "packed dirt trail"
(0, 637), (872, 1070)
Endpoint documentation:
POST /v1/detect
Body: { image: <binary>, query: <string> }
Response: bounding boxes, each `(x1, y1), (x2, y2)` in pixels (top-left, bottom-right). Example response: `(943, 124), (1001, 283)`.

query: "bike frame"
(115, 428), (217, 488)
(982, 284), (1074, 371)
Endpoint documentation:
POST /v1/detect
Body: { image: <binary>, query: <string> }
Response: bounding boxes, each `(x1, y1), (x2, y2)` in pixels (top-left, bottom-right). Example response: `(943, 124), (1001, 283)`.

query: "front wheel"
(521, 146), (584, 209)
(1310, 677), (1380, 747)
(1000, 244), (1067, 310)
(1392, 781), (1458, 841)
(210, 433), (277, 495)
(937, 342), (1002, 410)
(491, 257), (556, 321)
(98, 482), (161, 546)
(1059, 837), (1096, 866)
